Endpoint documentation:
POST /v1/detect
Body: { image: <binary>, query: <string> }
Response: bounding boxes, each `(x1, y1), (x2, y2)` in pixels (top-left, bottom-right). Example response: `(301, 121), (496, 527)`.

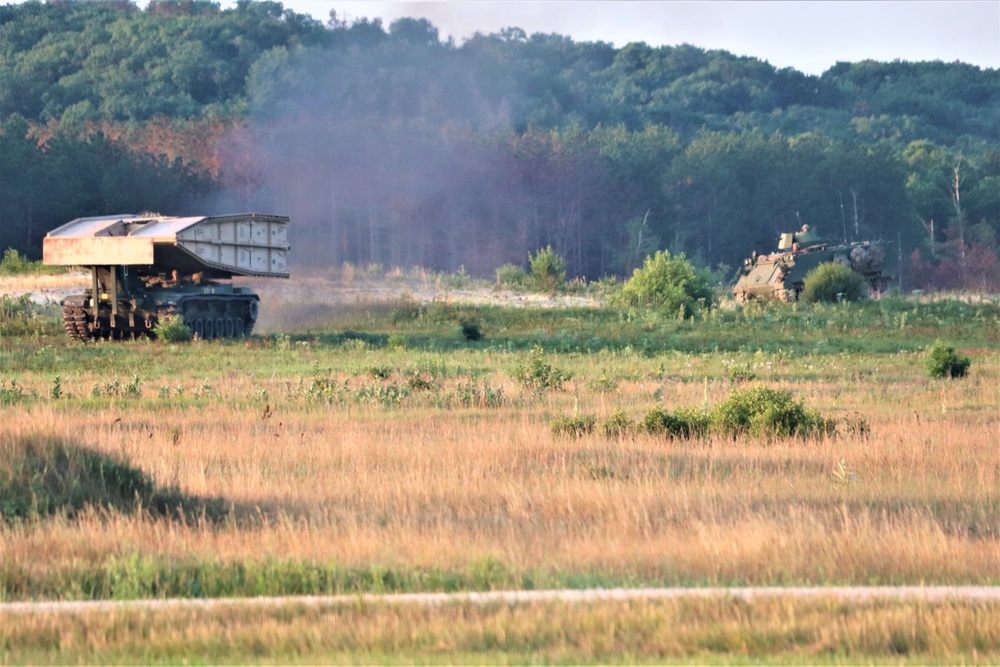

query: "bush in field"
(387, 332), (408, 349)
(643, 407), (711, 439)
(0, 379), (33, 406)
(0, 248), (33, 275)
(528, 246), (567, 293)
(496, 263), (529, 288)
(562, 388), (835, 442)
(600, 409), (635, 437)
(389, 297), (424, 323)
(925, 340), (971, 378)
(1, 294), (35, 322)
(614, 250), (713, 318)
(710, 386), (835, 439)
(454, 380), (506, 408)
(550, 414), (595, 438)
(153, 316), (192, 343)
(459, 318), (483, 341)
(512, 345), (570, 392)
(800, 262), (865, 303)
(0, 248), (64, 276)
(0, 294), (60, 337)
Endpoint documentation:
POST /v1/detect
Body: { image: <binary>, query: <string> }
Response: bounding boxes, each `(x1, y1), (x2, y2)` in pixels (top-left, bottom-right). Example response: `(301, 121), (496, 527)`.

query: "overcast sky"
(256, 0), (999, 75)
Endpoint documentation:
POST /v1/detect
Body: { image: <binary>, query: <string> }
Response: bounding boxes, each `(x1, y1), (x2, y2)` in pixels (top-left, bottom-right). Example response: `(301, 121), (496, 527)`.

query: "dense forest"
(1, 0), (998, 290)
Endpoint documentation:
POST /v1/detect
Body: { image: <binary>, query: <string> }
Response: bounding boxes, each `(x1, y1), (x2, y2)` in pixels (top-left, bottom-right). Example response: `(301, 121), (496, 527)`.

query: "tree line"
(1, 1), (997, 289)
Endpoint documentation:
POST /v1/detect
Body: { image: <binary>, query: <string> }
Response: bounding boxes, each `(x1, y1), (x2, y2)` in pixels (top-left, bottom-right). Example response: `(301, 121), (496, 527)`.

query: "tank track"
(61, 303), (149, 341)
(60, 296), (258, 342)
(62, 305), (93, 342)
(178, 295), (258, 341)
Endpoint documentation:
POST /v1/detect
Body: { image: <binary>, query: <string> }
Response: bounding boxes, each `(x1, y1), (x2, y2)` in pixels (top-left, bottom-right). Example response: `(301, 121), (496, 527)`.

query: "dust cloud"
(208, 30), (542, 277)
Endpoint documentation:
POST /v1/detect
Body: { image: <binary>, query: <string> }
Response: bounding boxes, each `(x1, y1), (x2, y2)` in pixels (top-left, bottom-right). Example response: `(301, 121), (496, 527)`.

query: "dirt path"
(4, 587), (999, 615)
(0, 272), (601, 309)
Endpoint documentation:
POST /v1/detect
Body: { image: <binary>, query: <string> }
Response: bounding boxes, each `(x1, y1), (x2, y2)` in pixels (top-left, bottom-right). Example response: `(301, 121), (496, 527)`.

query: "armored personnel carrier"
(733, 225), (890, 303)
(43, 213), (289, 341)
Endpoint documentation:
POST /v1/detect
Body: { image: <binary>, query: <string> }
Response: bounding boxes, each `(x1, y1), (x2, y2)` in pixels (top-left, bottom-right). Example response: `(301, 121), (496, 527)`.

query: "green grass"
(0, 295), (62, 339)
(2, 554), (639, 601)
(2, 296), (998, 382)
(0, 339), (993, 418)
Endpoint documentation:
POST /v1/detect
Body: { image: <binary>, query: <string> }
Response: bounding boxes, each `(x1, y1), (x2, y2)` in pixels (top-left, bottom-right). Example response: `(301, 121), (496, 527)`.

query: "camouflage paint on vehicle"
(733, 225), (891, 303)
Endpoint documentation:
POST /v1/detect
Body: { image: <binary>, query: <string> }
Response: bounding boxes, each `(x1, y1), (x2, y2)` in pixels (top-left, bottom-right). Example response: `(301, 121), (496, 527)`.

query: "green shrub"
(0, 248), (65, 276)
(550, 414), (596, 438)
(643, 408), (678, 436)
(586, 374), (619, 393)
(387, 332), (408, 349)
(152, 316), (192, 343)
(614, 250), (713, 318)
(642, 407), (710, 439)
(588, 275), (622, 297)
(0, 294), (37, 335)
(710, 386), (834, 439)
(675, 408), (713, 438)
(426, 300), (458, 323)
(495, 263), (529, 287)
(389, 297), (424, 323)
(0, 248), (32, 275)
(0, 294), (61, 337)
(0, 294), (33, 320)
(437, 266), (471, 289)
(459, 318), (483, 341)
(90, 374), (143, 399)
(800, 262), (866, 303)
(842, 413), (871, 439)
(405, 374), (433, 391)
(925, 340), (971, 378)
(600, 409), (635, 437)
(454, 380), (506, 408)
(0, 379), (33, 406)
(354, 382), (407, 407)
(512, 345), (570, 392)
(528, 246), (567, 293)
(367, 365), (394, 380)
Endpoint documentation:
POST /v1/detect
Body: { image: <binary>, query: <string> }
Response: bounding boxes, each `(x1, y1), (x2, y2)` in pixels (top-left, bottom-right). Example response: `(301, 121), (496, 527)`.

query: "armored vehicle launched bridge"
(43, 213), (290, 341)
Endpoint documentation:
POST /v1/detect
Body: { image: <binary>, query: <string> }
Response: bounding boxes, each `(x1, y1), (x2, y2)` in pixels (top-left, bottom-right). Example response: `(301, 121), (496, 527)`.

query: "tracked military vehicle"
(733, 225), (890, 303)
(43, 213), (289, 341)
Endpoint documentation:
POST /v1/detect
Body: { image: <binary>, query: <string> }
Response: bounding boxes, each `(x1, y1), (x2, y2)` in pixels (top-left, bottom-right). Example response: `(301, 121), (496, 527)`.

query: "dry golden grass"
(4, 598), (1000, 664)
(2, 297), (999, 661)
(2, 352), (998, 587)
(0, 272), (86, 295)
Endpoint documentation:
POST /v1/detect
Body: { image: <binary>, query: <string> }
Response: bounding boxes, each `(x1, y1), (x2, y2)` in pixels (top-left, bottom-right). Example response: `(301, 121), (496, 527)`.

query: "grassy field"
(6, 598), (1000, 665)
(1, 282), (999, 663)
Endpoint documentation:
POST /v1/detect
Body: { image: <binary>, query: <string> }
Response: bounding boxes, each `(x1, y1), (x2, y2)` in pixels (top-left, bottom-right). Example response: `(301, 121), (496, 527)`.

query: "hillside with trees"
(1, 0), (998, 290)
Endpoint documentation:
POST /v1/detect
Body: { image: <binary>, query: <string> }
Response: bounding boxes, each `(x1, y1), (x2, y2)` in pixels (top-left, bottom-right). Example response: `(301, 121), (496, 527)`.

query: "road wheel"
(194, 319), (205, 340)
(204, 318), (214, 340)
(234, 318), (245, 338)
